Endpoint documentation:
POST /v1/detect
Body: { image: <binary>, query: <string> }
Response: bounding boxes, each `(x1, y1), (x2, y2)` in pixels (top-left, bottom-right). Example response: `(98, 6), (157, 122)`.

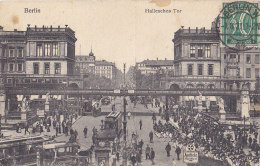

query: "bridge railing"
(165, 75), (221, 80)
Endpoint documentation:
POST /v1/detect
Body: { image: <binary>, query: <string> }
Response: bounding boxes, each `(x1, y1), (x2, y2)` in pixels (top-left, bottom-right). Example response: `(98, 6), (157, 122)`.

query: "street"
(56, 97), (187, 166)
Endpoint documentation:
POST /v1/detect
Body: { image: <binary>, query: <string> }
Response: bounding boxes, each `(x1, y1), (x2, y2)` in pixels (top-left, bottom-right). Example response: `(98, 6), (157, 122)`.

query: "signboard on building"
(113, 90), (120, 94)
(183, 144), (198, 164)
(128, 90), (134, 94)
(37, 109), (45, 118)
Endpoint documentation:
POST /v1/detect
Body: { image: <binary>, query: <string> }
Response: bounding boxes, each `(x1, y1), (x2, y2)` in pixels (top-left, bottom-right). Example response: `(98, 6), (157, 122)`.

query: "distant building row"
(75, 51), (116, 80)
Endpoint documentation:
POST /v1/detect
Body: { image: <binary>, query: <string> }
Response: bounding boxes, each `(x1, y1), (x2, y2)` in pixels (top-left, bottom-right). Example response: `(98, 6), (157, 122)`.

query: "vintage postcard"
(0, 0), (259, 165)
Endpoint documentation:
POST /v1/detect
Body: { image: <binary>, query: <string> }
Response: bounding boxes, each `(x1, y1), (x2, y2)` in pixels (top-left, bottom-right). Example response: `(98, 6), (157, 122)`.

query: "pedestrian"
(152, 113), (156, 124)
(25, 123), (29, 135)
(62, 120), (65, 133)
(58, 122), (61, 134)
(56, 125), (59, 136)
(92, 127), (96, 136)
(130, 154), (136, 166)
(136, 151), (141, 163)
(53, 119), (57, 129)
(74, 129), (78, 139)
(145, 144), (150, 160)
(175, 146), (181, 160)
(149, 131), (153, 143)
(46, 124), (50, 132)
(92, 135), (96, 145)
(16, 123), (19, 133)
(83, 127), (88, 138)
(40, 124), (43, 134)
(150, 148), (155, 165)
(139, 139), (144, 152)
(165, 142), (171, 157)
(139, 120), (142, 130)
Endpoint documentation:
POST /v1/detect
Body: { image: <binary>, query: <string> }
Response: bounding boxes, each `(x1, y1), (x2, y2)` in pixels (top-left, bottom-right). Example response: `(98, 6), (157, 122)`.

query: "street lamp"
(122, 63), (127, 166)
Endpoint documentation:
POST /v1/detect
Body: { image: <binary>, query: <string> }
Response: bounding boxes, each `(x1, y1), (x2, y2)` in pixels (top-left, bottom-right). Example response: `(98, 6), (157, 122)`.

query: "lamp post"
(243, 115), (246, 145)
(122, 63), (127, 166)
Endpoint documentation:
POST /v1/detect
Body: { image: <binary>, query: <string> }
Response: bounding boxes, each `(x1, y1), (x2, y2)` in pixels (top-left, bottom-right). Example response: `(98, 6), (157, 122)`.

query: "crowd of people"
(153, 105), (260, 166)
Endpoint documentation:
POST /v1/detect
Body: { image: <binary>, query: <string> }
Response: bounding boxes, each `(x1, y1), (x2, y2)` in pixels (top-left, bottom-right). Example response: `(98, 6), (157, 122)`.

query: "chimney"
(58, 25), (60, 31)
(0, 26), (3, 31)
(35, 25), (37, 31)
(204, 27), (205, 33)
(50, 25), (52, 31)
(196, 27), (198, 33)
(156, 57), (158, 61)
(188, 27), (190, 33)
(14, 29), (17, 31)
(165, 58), (167, 60)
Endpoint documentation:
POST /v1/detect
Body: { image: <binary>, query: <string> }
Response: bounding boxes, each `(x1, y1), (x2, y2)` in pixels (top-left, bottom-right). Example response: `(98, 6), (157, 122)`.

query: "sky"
(0, 0), (238, 71)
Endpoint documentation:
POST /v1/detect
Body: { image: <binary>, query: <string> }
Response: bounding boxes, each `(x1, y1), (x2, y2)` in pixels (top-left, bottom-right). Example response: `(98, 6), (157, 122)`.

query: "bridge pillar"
(0, 90), (6, 121)
(239, 90), (250, 118)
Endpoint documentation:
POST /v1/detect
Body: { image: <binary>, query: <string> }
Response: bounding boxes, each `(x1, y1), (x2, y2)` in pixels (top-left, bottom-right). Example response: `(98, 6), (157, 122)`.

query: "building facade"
(75, 50), (95, 74)
(95, 60), (115, 80)
(221, 47), (260, 91)
(0, 25), (77, 89)
(136, 58), (174, 75)
(166, 27), (221, 90)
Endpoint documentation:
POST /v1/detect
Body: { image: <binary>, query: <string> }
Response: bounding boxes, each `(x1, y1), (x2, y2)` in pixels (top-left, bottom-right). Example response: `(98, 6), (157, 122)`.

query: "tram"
(39, 142), (89, 166)
(0, 135), (50, 166)
(82, 100), (102, 116)
(104, 111), (122, 137)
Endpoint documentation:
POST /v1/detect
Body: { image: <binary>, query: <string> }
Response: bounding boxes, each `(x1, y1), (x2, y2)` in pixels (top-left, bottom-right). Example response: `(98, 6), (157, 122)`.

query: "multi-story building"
(0, 25), (77, 89)
(167, 27), (221, 90)
(221, 47), (259, 91)
(0, 26), (27, 83)
(75, 50), (95, 74)
(95, 60), (115, 79)
(136, 58), (174, 75)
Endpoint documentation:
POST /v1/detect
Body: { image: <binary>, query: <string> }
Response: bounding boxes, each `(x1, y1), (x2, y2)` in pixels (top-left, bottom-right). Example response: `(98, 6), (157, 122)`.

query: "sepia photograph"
(0, 0), (259, 165)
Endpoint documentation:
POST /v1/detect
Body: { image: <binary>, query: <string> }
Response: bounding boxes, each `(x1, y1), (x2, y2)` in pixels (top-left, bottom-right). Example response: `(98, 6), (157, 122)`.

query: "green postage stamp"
(221, 1), (259, 48)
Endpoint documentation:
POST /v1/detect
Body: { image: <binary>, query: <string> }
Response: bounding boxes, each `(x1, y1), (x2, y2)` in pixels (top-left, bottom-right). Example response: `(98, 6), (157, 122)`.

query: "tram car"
(95, 111), (122, 145)
(82, 100), (101, 116)
(104, 111), (122, 137)
(83, 100), (93, 113)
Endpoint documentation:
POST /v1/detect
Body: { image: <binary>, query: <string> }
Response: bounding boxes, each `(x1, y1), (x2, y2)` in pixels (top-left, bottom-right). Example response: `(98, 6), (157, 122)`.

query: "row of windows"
(224, 68), (260, 78)
(8, 63), (23, 72)
(187, 64), (214, 76)
(33, 63), (61, 75)
(190, 44), (211, 58)
(95, 66), (112, 69)
(224, 54), (260, 64)
(36, 43), (58, 57)
(3, 48), (24, 58)
(6, 78), (66, 84)
(96, 70), (111, 74)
